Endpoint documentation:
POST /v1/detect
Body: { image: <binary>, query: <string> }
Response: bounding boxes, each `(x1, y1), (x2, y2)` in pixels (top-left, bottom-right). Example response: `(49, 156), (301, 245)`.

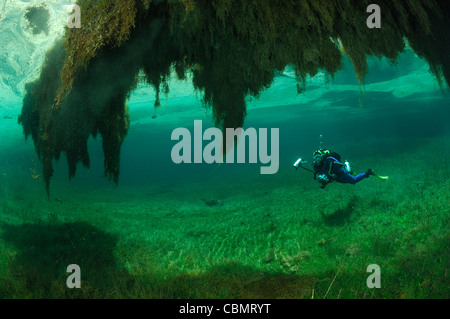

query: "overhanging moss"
(19, 0), (450, 195)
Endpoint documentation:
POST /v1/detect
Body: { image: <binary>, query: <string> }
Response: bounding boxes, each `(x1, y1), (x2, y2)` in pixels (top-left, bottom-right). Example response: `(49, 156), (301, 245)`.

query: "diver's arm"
(328, 161), (334, 176)
(329, 159), (345, 175)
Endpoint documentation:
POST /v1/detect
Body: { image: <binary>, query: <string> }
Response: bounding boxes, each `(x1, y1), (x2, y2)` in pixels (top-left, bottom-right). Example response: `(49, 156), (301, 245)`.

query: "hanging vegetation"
(19, 0), (450, 195)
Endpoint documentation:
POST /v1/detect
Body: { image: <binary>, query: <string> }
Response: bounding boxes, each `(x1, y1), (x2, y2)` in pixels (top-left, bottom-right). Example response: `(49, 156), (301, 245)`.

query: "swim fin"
(373, 171), (389, 180)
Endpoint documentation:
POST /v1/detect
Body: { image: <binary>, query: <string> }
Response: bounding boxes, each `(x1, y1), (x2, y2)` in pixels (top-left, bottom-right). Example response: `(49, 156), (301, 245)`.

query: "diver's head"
(313, 149), (329, 164)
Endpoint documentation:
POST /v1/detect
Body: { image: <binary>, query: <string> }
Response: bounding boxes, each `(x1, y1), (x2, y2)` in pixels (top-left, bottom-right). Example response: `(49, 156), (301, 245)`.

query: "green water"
(0, 9), (449, 297)
(0, 100), (449, 298)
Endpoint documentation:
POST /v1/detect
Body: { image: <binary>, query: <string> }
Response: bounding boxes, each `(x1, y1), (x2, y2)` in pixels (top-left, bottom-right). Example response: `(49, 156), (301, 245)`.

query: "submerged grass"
(0, 136), (448, 298)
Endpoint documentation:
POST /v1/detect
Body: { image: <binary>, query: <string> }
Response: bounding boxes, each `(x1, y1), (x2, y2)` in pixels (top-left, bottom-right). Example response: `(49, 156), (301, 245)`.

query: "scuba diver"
(294, 149), (388, 189)
(312, 149), (373, 188)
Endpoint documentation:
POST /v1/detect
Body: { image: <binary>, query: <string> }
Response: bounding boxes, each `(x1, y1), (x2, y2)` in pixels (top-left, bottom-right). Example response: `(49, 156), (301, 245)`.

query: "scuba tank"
(344, 160), (352, 173)
(343, 160), (356, 176)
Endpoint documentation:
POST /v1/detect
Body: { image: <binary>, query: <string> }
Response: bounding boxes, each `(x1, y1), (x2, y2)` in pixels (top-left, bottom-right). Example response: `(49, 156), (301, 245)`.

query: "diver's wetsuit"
(314, 156), (369, 187)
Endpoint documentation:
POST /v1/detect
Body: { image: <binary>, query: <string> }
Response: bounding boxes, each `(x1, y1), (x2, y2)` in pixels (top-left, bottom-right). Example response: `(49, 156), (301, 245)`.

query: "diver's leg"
(352, 172), (369, 183)
(337, 170), (368, 184)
